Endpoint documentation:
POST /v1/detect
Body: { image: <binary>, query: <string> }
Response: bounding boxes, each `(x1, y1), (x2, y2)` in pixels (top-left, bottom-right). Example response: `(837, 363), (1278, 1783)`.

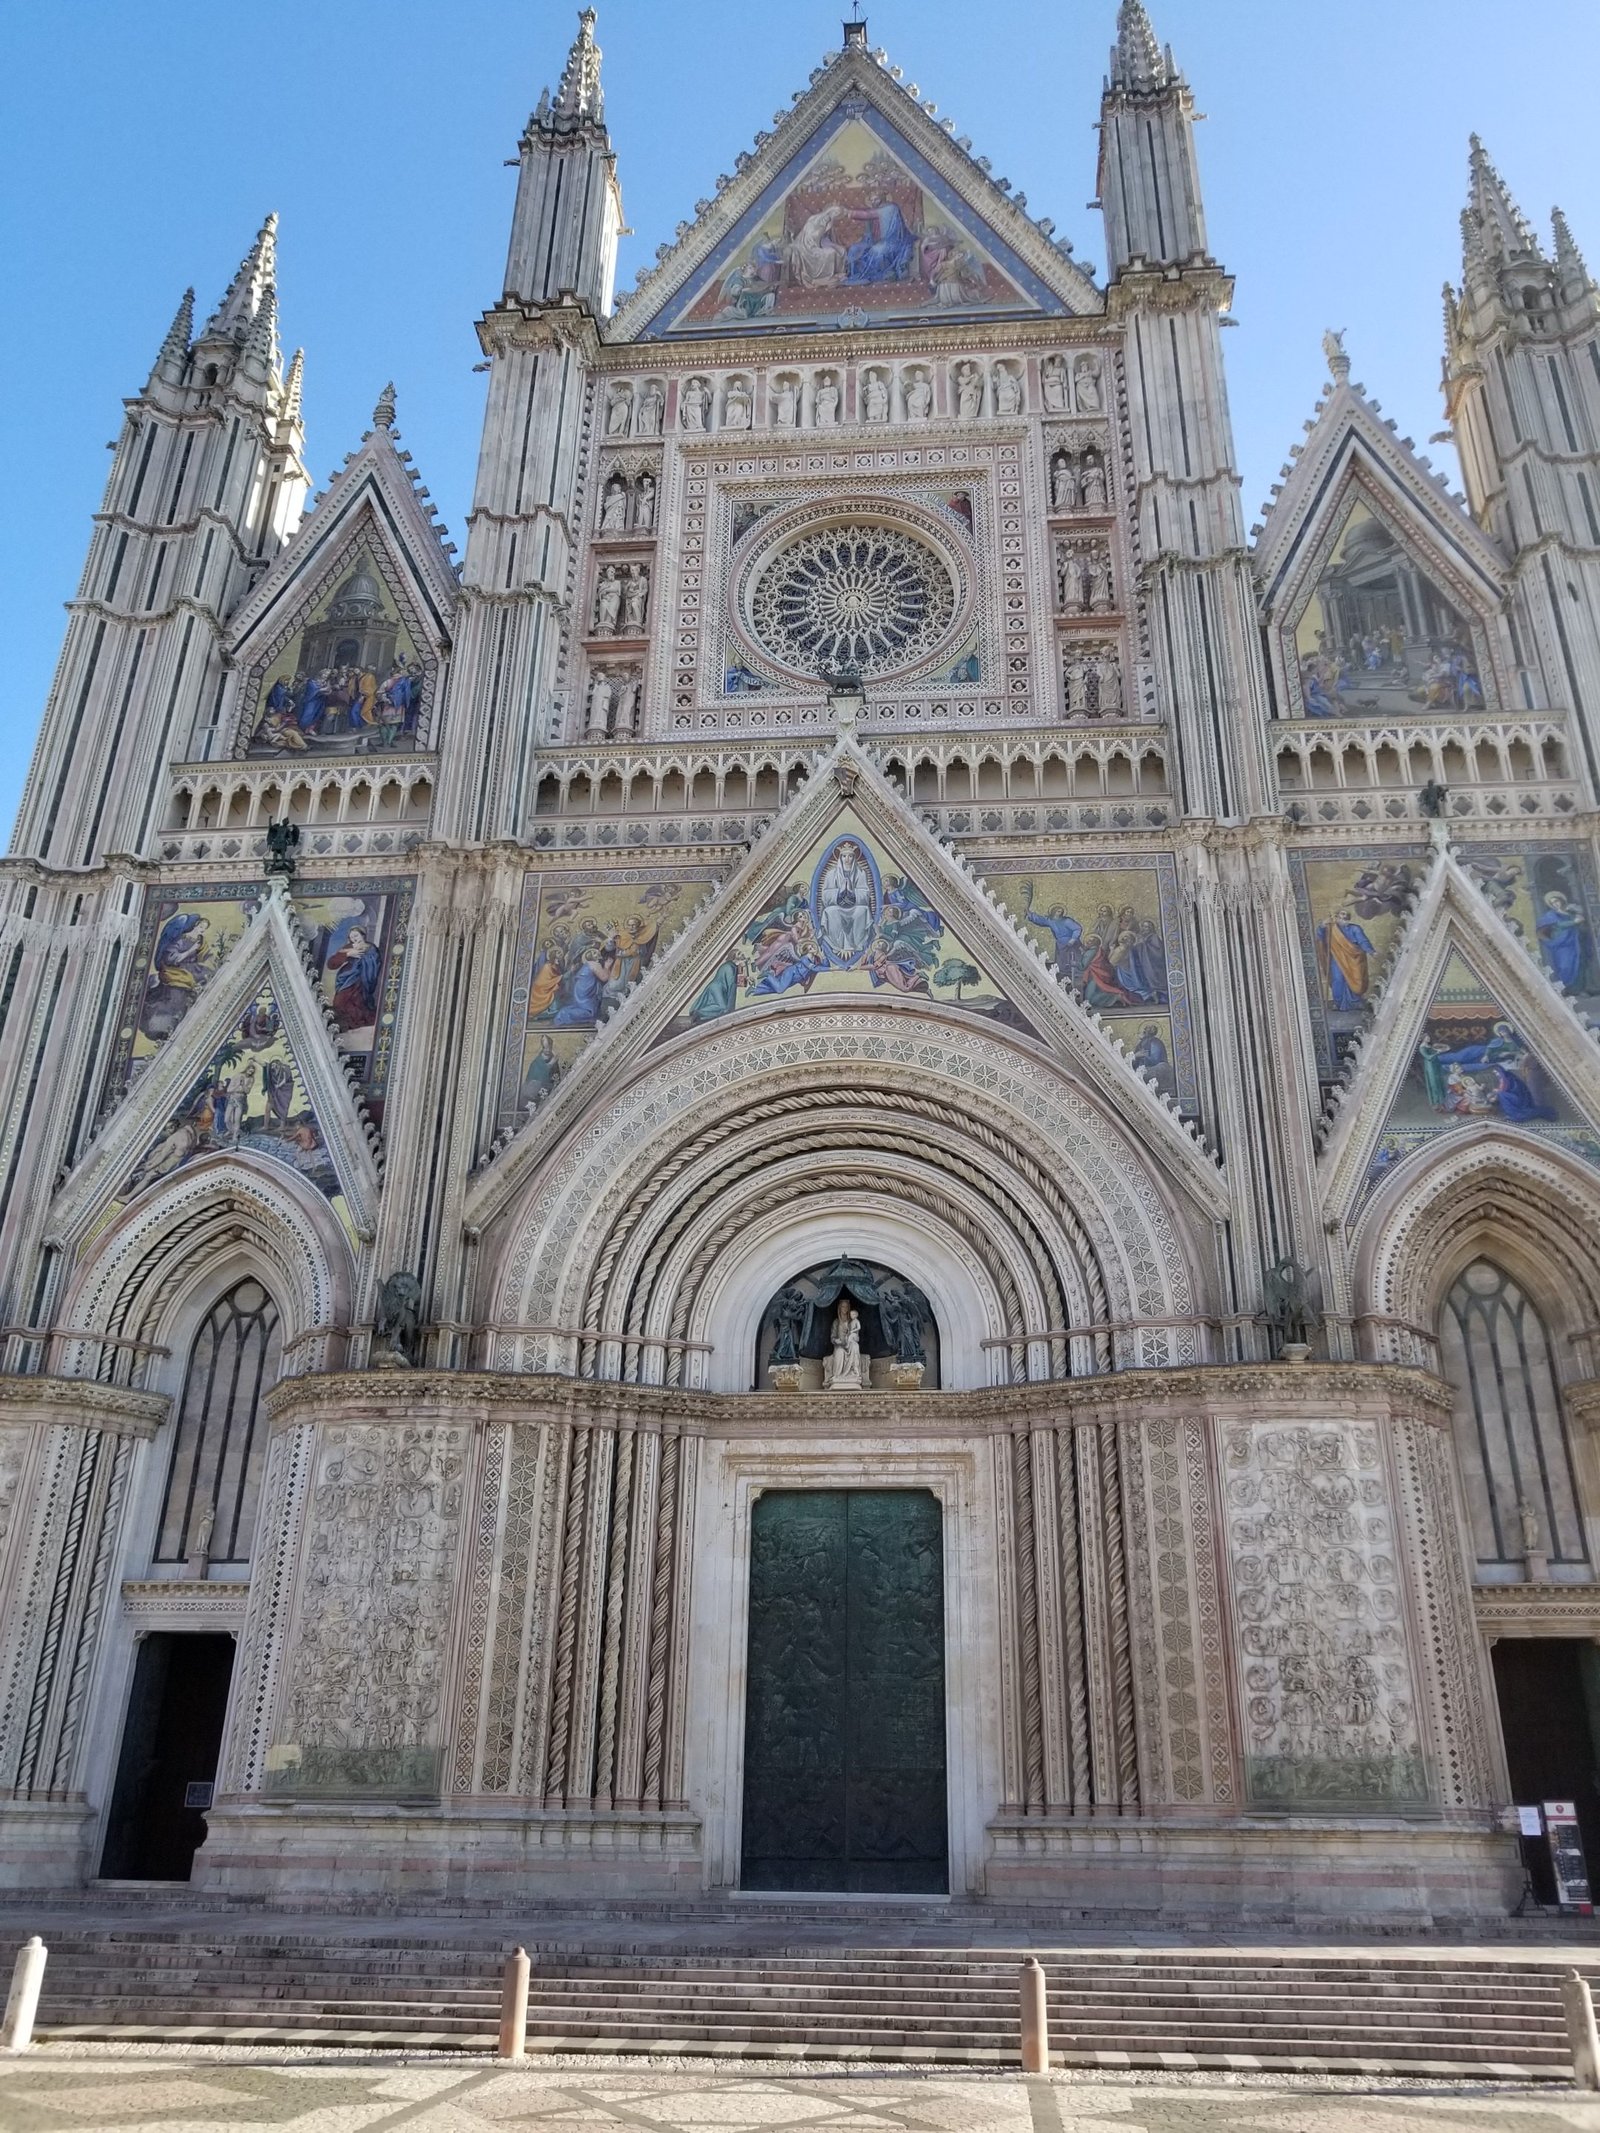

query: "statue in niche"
(600, 477), (628, 534)
(1051, 455), (1078, 511)
(1516, 1497), (1542, 1555)
(724, 377), (752, 429)
(769, 1285), (808, 1366)
(1096, 654), (1123, 716)
(587, 672), (614, 734)
(622, 563), (649, 633)
(992, 364), (1023, 417)
(593, 564), (623, 635)
(904, 368), (932, 420)
(1263, 1255), (1319, 1356)
(1041, 354), (1069, 413)
(374, 1269), (424, 1368)
(955, 362), (983, 421)
(862, 369), (890, 423)
(814, 372), (840, 426)
(681, 377), (710, 431)
(188, 1501), (215, 1580)
(771, 376), (800, 429)
(634, 473), (656, 530)
(616, 674), (641, 735)
(1082, 454), (1108, 509)
(605, 382), (632, 437)
(821, 1298), (868, 1391)
(1093, 555), (1116, 612)
(636, 380), (664, 436)
(1074, 354), (1103, 412)
(876, 1281), (926, 1367)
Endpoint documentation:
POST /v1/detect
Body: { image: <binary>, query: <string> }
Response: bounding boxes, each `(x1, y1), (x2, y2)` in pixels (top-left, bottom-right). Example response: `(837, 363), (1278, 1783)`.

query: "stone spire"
(1463, 136), (1542, 273)
(203, 211), (279, 339)
(146, 286), (194, 386)
(280, 346), (305, 427)
(1109, 0), (1175, 91)
(551, 8), (603, 126)
(1552, 206), (1596, 304)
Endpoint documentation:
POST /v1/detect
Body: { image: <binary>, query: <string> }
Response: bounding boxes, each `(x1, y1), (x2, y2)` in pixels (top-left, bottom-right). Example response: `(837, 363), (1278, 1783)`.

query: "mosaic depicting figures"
(669, 820), (1020, 1035)
(1363, 950), (1600, 1196)
(246, 554), (427, 756)
(1290, 503), (1487, 719)
(501, 869), (720, 1122)
(118, 982), (346, 1222)
(670, 115), (1035, 332)
(1295, 843), (1600, 1080)
(109, 879), (413, 1120)
(980, 857), (1196, 1111)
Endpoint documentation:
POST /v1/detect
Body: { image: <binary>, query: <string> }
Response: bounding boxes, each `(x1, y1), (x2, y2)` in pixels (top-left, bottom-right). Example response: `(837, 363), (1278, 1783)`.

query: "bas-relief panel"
(978, 855), (1197, 1114)
(663, 813), (1031, 1041)
(109, 878), (413, 1120)
(658, 108), (1048, 336)
(107, 980), (353, 1235)
(1223, 1421), (1427, 1808)
(1363, 949), (1600, 1201)
(1292, 842), (1600, 1080)
(243, 552), (429, 757)
(265, 1423), (467, 1798)
(1286, 501), (1489, 719)
(499, 868), (722, 1123)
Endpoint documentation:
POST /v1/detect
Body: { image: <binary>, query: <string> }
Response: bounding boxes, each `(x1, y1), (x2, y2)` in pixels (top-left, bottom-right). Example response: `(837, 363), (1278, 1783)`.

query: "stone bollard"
(498, 1945), (530, 2061)
(1020, 1956), (1049, 2073)
(1, 1938), (47, 2054)
(1563, 1969), (1600, 2090)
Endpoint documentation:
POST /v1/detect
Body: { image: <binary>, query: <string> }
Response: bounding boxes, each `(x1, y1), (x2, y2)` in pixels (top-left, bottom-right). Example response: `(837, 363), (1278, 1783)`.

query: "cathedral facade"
(3, 4), (1600, 1920)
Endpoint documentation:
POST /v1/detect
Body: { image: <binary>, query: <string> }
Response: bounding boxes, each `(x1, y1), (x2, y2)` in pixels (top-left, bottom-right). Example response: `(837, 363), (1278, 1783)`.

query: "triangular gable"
(221, 422), (457, 760)
(51, 884), (380, 1251)
(1318, 841), (1600, 1220)
(1251, 374), (1511, 723)
(613, 46), (1097, 342)
(467, 734), (1224, 1229)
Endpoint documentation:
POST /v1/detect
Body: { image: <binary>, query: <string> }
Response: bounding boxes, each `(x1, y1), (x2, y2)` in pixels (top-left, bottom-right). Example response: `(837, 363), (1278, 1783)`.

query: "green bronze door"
(741, 1488), (948, 1893)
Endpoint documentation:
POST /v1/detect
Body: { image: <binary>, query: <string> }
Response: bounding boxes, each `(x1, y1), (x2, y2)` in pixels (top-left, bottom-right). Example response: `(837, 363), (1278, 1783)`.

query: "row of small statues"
(1056, 542), (1117, 616)
(586, 668), (643, 737)
(592, 562), (650, 637)
(1049, 448), (1110, 513)
(626, 351), (1107, 436)
(598, 470), (655, 536)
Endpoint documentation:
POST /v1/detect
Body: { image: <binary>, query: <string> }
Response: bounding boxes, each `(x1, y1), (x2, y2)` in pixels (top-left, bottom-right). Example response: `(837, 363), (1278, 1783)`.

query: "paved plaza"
(1, 2052), (1598, 2133)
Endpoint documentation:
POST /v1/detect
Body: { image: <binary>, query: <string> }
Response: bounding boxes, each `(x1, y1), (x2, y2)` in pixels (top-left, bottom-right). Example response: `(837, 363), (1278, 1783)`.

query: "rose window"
(745, 522), (959, 681)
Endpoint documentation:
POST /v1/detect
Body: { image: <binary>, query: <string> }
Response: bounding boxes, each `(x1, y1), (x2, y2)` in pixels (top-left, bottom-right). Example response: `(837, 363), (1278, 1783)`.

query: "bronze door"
(741, 1488), (948, 1893)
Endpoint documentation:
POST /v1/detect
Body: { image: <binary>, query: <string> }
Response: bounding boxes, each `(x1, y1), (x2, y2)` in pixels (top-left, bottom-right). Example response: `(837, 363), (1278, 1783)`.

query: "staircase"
(31, 1933), (1587, 2076)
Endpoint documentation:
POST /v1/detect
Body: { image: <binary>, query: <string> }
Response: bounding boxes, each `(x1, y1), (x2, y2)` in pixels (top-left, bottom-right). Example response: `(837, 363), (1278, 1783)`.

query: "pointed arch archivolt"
(1353, 1129), (1600, 1372)
(55, 1155), (354, 1388)
(481, 1009), (1216, 1386)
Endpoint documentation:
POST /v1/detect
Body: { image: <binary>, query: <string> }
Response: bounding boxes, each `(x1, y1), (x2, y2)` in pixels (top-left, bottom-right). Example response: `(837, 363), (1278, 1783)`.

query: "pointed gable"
(474, 735), (1224, 1225)
(1317, 841), (1600, 1220)
(1252, 354), (1510, 723)
(222, 405), (457, 760)
(55, 885), (381, 1252)
(612, 39), (1097, 342)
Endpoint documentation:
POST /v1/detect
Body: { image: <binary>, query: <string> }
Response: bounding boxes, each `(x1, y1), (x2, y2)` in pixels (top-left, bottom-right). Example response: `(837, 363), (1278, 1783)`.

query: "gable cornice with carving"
(607, 41), (1101, 344)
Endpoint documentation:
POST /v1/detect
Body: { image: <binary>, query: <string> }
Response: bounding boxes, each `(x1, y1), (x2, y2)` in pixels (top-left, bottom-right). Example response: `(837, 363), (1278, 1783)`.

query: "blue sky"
(2, 0), (1597, 836)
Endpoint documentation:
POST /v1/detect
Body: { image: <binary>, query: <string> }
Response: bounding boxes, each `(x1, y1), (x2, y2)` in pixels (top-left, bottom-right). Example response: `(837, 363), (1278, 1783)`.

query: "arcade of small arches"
(1275, 719), (1573, 798)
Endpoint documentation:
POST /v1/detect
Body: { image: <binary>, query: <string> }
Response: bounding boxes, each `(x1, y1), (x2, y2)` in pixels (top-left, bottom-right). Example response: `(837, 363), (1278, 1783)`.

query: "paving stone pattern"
(3, 2056), (1600, 2133)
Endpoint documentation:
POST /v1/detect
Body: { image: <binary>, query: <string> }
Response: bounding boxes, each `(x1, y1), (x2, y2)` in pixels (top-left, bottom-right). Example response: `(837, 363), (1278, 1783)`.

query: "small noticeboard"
(1543, 1800), (1593, 1911)
(1518, 1804), (1544, 1838)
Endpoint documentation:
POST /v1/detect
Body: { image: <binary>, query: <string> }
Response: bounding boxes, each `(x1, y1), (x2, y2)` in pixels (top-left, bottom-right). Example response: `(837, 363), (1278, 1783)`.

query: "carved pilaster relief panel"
(225, 1421), (313, 1793)
(482, 1422), (554, 1796)
(1126, 1418), (1237, 1808)
(1391, 1416), (1498, 1811)
(452, 1422), (509, 1794)
(268, 1422), (468, 1798)
(1222, 1419), (1427, 1809)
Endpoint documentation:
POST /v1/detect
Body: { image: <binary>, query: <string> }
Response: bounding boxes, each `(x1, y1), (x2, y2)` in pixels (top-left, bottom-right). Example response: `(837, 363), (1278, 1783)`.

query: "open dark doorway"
(100, 1633), (236, 1881)
(1491, 1638), (1600, 1904)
